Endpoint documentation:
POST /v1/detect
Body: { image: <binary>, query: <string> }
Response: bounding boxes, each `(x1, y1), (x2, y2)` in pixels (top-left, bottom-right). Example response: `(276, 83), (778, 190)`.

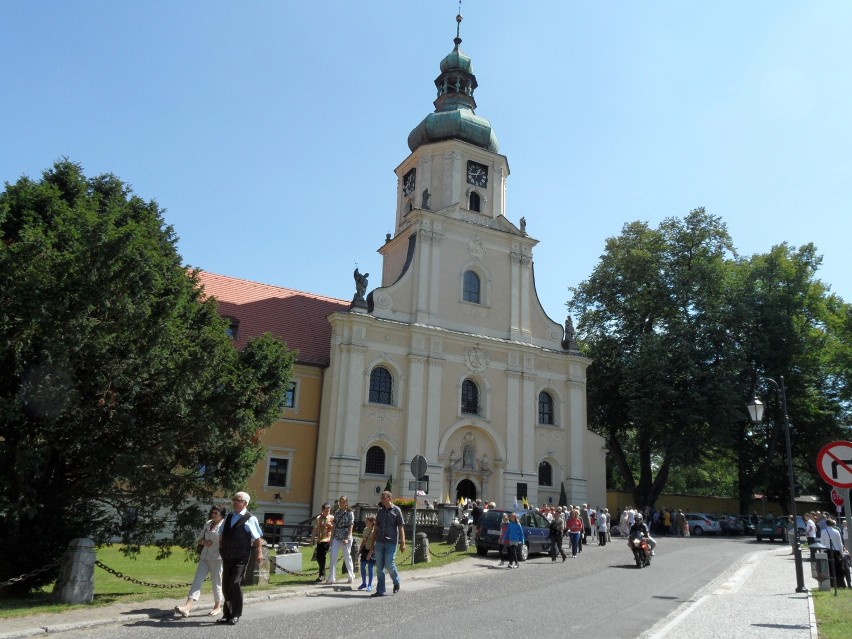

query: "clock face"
(403, 169), (416, 197)
(467, 161), (488, 188)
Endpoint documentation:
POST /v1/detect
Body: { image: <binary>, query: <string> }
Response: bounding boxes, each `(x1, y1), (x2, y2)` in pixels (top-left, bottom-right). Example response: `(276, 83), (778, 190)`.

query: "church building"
(199, 14), (606, 526)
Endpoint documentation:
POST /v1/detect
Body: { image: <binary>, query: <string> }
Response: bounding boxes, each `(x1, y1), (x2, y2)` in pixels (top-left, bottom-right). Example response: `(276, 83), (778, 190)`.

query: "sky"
(2, 1), (851, 323)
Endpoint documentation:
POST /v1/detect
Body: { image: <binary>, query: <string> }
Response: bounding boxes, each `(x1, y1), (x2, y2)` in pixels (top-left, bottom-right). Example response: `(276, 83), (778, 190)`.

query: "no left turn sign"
(816, 440), (852, 489)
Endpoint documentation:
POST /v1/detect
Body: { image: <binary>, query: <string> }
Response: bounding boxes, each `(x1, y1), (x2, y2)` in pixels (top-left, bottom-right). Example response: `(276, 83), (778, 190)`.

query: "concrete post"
(53, 538), (96, 604)
(243, 544), (269, 585)
(413, 532), (430, 564)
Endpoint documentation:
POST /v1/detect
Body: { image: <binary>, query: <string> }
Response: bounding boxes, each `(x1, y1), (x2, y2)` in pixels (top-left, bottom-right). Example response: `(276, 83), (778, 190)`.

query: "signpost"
(409, 455), (428, 565)
(816, 441), (852, 554)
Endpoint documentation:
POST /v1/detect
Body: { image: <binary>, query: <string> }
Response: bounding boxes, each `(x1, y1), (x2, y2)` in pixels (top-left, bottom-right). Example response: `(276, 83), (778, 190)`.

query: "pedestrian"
(174, 505), (225, 618)
(663, 508), (672, 536)
(369, 490), (406, 597)
(597, 509), (608, 546)
(311, 503), (334, 582)
(674, 509), (686, 538)
(549, 510), (567, 562)
(218, 492), (264, 626)
(566, 508), (584, 557)
(820, 518), (846, 588)
(580, 504), (592, 545)
(327, 495), (355, 585)
(358, 514), (377, 591)
(505, 512), (525, 568)
(497, 513), (510, 566)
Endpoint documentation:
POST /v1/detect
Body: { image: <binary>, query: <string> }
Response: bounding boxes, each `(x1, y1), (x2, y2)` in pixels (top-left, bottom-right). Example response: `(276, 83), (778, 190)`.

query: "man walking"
(218, 492), (263, 625)
(369, 490), (406, 597)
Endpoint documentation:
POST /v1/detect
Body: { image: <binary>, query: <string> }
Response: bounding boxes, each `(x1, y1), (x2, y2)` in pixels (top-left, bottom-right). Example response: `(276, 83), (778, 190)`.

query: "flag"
(513, 497), (519, 510)
(522, 496), (530, 509)
(444, 491), (451, 504)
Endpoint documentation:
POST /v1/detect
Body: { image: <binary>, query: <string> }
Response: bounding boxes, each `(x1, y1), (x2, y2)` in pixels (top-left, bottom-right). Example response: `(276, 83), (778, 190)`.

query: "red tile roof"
(195, 271), (349, 366)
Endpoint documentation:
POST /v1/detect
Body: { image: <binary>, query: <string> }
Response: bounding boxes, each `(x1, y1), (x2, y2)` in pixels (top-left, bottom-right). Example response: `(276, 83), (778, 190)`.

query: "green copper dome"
(407, 14), (499, 153)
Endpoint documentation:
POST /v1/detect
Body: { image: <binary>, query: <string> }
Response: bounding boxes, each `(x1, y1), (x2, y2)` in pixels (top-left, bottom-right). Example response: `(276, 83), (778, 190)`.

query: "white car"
(684, 512), (722, 536)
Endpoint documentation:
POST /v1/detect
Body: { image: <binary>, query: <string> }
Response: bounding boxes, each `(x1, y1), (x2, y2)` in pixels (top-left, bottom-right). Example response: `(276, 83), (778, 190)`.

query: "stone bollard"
(53, 538), (96, 604)
(454, 528), (469, 552)
(413, 532), (430, 564)
(243, 544), (270, 585)
(350, 537), (361, 575)
(446, 521), (464, 546)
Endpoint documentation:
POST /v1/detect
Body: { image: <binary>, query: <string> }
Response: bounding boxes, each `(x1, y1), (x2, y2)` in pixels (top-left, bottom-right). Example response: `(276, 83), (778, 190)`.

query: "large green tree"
(568, 208), (851, 510)
(0, 160), (295, 595)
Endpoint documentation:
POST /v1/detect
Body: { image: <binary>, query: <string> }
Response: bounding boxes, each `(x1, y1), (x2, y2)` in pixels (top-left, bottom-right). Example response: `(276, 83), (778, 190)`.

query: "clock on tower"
(466, 161), (488, 188)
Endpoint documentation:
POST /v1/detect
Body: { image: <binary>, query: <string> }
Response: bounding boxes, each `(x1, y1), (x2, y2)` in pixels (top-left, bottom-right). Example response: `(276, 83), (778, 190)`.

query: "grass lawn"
(0, 541), (473, 618)
(811, 588), (852, 639)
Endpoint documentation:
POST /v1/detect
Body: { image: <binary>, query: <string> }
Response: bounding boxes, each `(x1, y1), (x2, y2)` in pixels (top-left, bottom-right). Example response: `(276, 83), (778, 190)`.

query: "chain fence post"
(53, 538), (96, 604)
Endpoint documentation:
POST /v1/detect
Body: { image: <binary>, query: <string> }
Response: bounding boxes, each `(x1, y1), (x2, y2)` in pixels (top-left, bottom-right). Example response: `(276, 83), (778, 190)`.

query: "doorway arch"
(456, 479), (477, 502)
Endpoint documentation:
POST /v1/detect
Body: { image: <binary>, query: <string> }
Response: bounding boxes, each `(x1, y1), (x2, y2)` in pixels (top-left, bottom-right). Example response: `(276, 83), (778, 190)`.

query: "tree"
(569, 209), (746, 508)
(0, 160), (295, 595)
(384, 473), (394, 494)
(558, 482), (568, 507)
(569, 208), (851, 510)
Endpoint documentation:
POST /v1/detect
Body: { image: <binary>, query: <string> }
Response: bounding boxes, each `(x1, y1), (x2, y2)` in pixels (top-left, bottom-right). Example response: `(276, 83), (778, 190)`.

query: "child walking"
(358, 515), (376, 591)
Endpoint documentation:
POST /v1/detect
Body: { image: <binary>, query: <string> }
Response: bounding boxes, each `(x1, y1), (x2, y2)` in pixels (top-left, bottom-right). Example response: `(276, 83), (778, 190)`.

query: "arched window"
(538, 391), (555, 425)
(461, 378), (479, 415)
(463, 270), (481, 304)
(469, 191), (481, 212)
(369, 366), (393, 404)
(538, 460), (553, 487)
(365, 445), (386, 475)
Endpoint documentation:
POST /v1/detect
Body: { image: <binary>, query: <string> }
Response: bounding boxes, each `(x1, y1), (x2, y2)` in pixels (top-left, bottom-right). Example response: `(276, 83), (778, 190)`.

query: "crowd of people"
(171, 492), (850, 621)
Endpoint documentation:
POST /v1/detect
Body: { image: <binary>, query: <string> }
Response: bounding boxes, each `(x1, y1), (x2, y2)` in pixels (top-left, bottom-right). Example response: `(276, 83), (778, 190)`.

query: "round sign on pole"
(410, 454), (428, 480)
(831, 488), (845, 507)
(816, 441), (852, 489)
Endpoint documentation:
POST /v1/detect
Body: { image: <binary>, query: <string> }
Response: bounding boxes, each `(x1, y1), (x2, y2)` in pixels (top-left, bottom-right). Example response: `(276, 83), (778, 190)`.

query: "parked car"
(739, 516), (756, 536)
(755, 517), (787, 542)
(715, 514), (745, 535)
(474, 509), (552, 560)
(684, 512), (722, 536)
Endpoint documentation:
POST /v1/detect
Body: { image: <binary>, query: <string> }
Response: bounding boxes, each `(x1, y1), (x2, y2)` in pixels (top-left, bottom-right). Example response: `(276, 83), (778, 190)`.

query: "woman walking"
(566, 508), (584, 557)
(505, 513), (525, 568)
(174, 506), (225, 617)
(327, 496), (355, 584)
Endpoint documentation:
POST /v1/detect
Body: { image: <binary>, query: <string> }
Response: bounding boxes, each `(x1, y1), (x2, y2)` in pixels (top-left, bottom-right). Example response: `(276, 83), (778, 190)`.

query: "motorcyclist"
(628, 513), (657, 555)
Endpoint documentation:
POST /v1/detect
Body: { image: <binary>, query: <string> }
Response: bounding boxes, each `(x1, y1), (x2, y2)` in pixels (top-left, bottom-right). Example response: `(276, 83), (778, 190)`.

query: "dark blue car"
(473, 509), (552, 561)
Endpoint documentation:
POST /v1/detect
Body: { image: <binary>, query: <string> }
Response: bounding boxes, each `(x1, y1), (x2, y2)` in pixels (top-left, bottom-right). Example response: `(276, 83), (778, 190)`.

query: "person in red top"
(566, 508), (584, 557)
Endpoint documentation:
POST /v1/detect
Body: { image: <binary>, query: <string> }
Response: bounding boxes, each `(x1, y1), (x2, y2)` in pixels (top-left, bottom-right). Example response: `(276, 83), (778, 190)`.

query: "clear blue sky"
(3, 1), (850, 322)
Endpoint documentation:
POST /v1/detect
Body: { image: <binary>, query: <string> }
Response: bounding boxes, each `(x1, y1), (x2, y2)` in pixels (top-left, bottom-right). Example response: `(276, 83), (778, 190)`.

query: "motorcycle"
(628, 533), (652, 568)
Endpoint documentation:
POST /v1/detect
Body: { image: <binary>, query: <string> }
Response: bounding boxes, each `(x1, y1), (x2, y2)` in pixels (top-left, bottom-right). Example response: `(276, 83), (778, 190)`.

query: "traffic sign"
(816, 441), (852, 488)
(410, 454), (428, 480)
(830, 488), (844, 507)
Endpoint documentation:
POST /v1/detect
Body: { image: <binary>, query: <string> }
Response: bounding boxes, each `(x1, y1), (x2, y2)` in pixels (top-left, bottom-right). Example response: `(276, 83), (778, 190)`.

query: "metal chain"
(95, 560), (194, 589)
(0, 560), (60, 589)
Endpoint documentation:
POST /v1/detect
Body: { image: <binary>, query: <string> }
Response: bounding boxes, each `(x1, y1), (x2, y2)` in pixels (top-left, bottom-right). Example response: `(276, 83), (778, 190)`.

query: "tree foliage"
(569, 208), (851, 510)
(0, 160), (295, 595)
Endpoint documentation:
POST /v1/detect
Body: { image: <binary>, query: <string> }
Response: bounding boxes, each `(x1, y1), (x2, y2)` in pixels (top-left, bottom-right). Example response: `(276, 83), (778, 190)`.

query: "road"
(59, 536), (767, 638)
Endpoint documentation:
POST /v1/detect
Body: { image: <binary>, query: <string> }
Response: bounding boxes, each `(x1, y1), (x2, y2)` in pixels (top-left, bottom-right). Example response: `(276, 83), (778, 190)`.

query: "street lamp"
(747, 375), (807, 593)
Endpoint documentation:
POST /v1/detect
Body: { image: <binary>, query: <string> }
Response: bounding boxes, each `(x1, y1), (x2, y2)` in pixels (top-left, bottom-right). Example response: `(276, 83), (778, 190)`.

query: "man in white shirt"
(820, 519), (846, 589)
(218, 491), (264, 625)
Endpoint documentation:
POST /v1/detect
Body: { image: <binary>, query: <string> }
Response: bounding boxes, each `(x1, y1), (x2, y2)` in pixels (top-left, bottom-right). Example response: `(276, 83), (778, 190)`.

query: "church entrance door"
(456, 479), (477, 502)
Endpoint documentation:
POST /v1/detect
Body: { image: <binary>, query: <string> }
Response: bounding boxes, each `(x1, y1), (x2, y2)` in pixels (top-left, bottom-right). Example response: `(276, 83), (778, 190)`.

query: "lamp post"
(747, 375), (807, 593)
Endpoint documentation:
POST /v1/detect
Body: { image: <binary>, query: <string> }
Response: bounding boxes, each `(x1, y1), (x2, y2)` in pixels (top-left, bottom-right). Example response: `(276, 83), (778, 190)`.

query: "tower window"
(469, 191), (481, 212)
(461, 378), (479, 415)
(365, 445), (386, 475)
(369, 366), (393, 405)
(463, 270), (481, 304)
(538, 391), (554, 425)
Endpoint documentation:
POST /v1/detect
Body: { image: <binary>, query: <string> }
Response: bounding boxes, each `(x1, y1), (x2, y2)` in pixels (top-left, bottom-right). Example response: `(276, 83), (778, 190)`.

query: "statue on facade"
(351, 268), (369, 309)
(562, 315), (580, 352)
(421, 188), (431, 210)
(479, 453), (490, 472)
(520, 216), (527, 235)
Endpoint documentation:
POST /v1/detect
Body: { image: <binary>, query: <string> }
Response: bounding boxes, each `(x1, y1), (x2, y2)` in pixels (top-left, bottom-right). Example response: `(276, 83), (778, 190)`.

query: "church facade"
(312, 18), (606, 513)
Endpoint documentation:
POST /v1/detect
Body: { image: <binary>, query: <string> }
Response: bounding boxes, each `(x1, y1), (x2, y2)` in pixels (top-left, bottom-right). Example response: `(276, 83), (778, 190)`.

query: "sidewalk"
(0, 556), (482, 639)
(0, 548), (818, 639)
(642, 546), (817, 639)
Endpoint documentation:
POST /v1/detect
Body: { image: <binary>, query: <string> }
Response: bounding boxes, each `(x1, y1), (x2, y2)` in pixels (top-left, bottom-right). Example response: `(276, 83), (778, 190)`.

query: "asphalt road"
(56, 536), (767, 639)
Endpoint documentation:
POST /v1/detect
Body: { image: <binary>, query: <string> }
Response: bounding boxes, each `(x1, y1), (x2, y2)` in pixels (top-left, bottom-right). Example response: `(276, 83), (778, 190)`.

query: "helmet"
(635, 514), (643, 522)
